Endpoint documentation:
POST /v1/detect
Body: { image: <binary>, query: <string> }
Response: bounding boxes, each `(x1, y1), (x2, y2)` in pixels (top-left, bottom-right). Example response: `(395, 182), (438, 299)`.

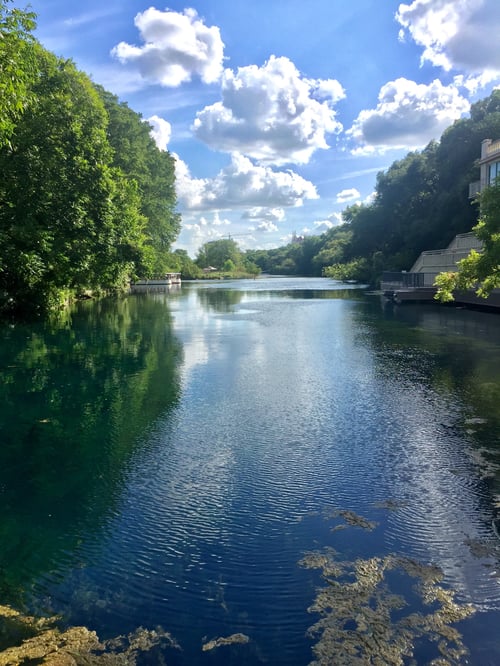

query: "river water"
(1, 277), (500, 664)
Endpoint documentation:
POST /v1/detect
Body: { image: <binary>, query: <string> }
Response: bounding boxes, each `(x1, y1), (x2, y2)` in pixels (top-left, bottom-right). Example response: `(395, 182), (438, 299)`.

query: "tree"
(94, 86), (181, 276)
(222, 259), (235, 272)
(0, 46), (148, 314)
(0, 0), (36, 147)
(312, 228), (352, 274)
(243, 258), (261, 276)
(323, 257), (370, 282)
(434, 180), (500, 301)
(196, 239), (241, 269)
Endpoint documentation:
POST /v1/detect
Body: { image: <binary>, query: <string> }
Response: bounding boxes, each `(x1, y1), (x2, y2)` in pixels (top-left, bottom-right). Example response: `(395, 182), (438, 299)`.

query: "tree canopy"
(0, 3), (180, 317)
(95, 86), (181, 275)
(244, 89), (500, 289)
(435, 180), (500, 301)
(0, 0), (36, 148)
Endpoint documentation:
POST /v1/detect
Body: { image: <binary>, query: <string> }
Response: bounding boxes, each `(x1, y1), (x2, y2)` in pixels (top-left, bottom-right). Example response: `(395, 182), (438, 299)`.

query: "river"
(1, 277), (500, 664)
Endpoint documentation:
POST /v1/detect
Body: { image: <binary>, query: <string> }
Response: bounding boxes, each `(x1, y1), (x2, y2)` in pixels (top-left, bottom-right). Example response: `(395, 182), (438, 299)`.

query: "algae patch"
(299, 504), (476, 665)
(201, 632), (250, 651)
(0, 604), (178, 665)
(299, 550), (475, 665)
(332, 510), (378, 531)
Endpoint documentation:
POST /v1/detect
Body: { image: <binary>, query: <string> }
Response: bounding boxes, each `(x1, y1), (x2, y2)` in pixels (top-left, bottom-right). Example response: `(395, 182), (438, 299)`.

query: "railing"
(451, 233), (482, 250)
(485, 139), (500, 157)
(381, 272), (425, 290)
(469, 180), (481, 198)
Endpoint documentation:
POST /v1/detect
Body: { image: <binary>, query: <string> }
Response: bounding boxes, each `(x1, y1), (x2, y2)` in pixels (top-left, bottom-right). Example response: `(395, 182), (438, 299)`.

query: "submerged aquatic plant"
(299, 549), (475, 665)
(0, 604), (178, 665)
(202, 632), (250, 651)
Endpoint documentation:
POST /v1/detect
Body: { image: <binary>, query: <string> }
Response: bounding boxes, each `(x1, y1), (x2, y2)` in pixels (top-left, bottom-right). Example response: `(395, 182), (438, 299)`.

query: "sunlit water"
(1, 277), (500, 664)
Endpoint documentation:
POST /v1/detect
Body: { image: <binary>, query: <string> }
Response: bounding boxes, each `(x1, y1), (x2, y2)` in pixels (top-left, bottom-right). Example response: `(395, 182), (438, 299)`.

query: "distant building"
(469, 138), (500, 198)
(380, 138), (500, 308)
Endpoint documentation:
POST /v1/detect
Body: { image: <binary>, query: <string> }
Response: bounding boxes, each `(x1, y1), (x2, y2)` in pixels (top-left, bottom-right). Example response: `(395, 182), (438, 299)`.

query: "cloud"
(336, 188), (361, 203)
(111, 7), (224, 87)
(312, 211), (343, 233)
(396, 0), (500, 82)
(179, 224), (223, 255)
(63, 7), (120, 28)
(348, 77), (470, 152)
(211, 212), (231, 226)
(313, 220), (335, 232)
(242, 207), (286, 223)
(146, 115), (171, 150)
(174, 152), (318, 211)
(257, 221), (279, 232)
(177, 212), (258, 255)
(192, 55), (345, 165)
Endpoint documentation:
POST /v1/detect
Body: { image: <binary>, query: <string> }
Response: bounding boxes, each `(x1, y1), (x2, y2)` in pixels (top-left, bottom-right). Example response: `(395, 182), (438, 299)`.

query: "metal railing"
(381, 272), (425, 290)
(469, 181), (481, 198)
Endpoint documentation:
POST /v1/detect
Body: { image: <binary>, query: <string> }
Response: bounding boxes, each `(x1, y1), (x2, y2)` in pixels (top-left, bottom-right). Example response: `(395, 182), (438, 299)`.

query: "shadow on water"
(0, 295), (182, 606)
(368, 298), (500, 464)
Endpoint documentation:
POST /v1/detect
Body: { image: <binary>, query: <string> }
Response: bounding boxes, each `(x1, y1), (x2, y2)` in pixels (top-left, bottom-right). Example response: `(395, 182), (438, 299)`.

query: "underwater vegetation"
(299, 509), (476, 666)
(0, 604), (179, 665)
(202, 633), (250, 651)
(0, 506), (484, 665)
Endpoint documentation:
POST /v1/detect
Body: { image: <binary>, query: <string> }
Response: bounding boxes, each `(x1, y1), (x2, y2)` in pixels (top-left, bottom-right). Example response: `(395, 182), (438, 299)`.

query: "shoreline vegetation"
(3, 2), (500, 319)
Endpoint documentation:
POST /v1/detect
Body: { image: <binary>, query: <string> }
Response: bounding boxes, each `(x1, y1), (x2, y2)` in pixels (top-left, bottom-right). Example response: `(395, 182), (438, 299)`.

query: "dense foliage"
(95, 86), (180, 276)
(0, 0), (36, 148)
(245, 90), (500, 286)
(196, 239), (261, 276)
(0, 1), (180, 317)
(435, 179), (500, 301)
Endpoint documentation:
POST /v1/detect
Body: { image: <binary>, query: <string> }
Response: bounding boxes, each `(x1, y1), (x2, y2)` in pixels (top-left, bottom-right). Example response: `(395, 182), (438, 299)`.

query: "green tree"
(196, 239), (241, 269)
(323, 257), (370, 282)
(159, 249), (202, 279)
(435, 180), (500, 301)
(95, 87), (180, 276)
(222, 258), (236, 272)
(0, 0), (36, 147)
(311, 227), (352, 274)
(243, 258), (261, 276)
(0, 46), (148, 315)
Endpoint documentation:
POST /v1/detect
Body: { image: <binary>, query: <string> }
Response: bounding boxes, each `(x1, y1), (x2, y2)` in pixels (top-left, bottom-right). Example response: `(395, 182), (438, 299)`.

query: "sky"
(13, 0), (500, 257)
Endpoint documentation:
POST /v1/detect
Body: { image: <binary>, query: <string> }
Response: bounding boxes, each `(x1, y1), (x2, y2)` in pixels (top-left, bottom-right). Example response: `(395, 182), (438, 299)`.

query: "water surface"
(1, 277), (500, 664)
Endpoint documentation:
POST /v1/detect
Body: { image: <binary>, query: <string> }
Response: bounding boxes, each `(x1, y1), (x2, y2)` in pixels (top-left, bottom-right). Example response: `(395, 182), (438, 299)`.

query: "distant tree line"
(243, 90), (500, 287)
(195, 238), (260, 276)
(0, 0), (180, 317)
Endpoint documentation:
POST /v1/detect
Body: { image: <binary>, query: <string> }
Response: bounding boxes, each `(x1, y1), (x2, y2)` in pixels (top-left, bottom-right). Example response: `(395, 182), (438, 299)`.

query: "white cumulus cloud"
(242, 207), (286, 223)
(174, 152), (318, 211)
(336, 188), (361, 203)
(348, 77), (470, 152)
(146, 115), (171, 150)
(192, 55), (345, 165)
(111, 7), (224, 87)
(313, 220), (334, 232)
(312, 212), (343, 233)
(396, 0), (500, 84)
(257, 221), (279, 232)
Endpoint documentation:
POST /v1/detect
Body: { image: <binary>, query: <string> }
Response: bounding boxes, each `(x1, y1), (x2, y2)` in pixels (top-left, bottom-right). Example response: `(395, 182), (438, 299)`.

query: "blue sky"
(15, 0), (500, 256)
